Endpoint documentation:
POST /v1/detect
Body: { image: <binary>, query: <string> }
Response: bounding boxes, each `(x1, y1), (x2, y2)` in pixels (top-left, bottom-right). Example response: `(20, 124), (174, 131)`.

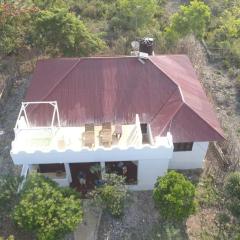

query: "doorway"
(70, 162), (101, 194)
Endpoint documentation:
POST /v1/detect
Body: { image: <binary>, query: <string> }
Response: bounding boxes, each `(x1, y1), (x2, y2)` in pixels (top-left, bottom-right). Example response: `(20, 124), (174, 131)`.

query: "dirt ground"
(0, 70), (34, 239)
(97, 191), (188, 240)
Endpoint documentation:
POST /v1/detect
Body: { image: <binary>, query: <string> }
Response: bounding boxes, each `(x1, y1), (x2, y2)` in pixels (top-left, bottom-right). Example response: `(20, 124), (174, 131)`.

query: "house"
(10, 54), (224, 191)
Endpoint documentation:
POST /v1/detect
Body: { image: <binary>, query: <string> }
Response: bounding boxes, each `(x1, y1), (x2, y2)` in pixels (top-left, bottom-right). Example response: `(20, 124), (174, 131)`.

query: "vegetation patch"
(153, 171), (197, 221)
(12, 173), (83, 240)
(90, 173), (127, 217)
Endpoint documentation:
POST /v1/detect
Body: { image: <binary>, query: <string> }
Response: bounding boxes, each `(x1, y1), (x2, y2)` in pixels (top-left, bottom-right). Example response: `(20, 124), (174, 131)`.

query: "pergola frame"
(14, 101), (61, 132)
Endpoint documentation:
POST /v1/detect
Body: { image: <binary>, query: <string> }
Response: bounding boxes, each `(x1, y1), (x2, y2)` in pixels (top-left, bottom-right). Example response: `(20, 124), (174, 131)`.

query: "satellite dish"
(131, 41), (140, 51)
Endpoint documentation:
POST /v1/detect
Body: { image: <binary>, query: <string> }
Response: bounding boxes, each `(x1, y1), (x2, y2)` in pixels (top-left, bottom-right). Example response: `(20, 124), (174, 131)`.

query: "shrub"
(0, 174), (22, 217)
(224, 172), (240, 220)
(153, 171), (197, 221)
(12, 173), (83, 240)
(0, 236), (14, 240)
(91, 173), (127, 217)
(195, 176), (219, 207)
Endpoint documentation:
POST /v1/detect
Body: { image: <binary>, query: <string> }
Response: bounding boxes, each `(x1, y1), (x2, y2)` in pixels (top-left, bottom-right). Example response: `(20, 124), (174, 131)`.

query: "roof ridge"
(40, 56), (142, 61)
(158, 102), (184, 136)
(184, 103), (225, 139)
(148, 57), (185, 103)
(40, 59), (82, 101)
(150, 88), (180, 123)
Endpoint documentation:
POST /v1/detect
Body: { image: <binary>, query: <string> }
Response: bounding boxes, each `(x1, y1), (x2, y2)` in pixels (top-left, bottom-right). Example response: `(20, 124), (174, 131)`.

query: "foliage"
(29, 0), (67, 9)
(206, 3), (240, 67)
(30, 8), (106, 56)
(148, 222), (187, 240)
(153, 171), (197, 221)
(91, 173), (127, 217)
(224, 172), (240, 220)
(165, 0), (210, 46)
(109, 0), (158, 35)
(0, 236), (14, 240)
(12, 173), (83, 240)
(196, 176), (219, 207)
(0, 174), (22, 217)
(0, 3), (37, 55)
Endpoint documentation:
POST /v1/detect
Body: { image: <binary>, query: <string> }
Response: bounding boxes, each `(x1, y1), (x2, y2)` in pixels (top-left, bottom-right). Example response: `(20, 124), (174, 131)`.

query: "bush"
(0, 236), (14, 240)
(12, 173), (83, 240)
(0, 174), (22, 218)
(195, 176), (219, 207)
(224, 172), (240, 220)
(153, 171), (197, 221)
(91, 173), (127, 217)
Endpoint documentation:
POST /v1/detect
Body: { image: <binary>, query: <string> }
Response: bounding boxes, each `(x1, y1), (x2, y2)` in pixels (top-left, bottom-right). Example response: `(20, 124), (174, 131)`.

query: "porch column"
(100, 162), (105, 178)
(64, 163), (72, 183)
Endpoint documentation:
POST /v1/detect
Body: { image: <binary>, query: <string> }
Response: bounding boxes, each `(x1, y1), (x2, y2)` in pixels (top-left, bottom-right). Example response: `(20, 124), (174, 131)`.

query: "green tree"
(109, 0), (157, 34)
(224, 172), (240, 220)
(0, 2), (35, 55)
(165, 0), (210, 44)
(153, 171), (197, 221)
(13, 173), (83, 240)
(30, 8), (106, 56)
(206, 4), (240, 67)
(91, 173), (127, 217)
(30, 0), (67, 9)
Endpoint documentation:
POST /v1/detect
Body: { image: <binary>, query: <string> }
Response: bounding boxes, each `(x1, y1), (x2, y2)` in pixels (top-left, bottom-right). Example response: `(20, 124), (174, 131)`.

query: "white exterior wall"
(11, 143), (173, 165)
(129, 158), (170, 191)
(168, 142), (209, 169)
(13, 142), (173, 190)
(14, 140), (210, 190)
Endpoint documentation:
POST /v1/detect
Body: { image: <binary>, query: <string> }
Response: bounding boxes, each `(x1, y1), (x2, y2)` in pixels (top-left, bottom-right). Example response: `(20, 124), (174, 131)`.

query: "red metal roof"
(25, 55), (224, 142)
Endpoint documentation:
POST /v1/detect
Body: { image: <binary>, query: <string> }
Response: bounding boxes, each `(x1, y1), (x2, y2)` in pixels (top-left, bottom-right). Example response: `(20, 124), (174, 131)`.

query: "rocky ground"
(0, 74), (34, 239)
(0, 76), (30, 176)
(201, 63), (240, 132)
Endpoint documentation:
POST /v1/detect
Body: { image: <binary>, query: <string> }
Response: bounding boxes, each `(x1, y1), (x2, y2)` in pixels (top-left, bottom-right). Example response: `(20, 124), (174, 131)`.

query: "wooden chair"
(99, 122), (112, 147)
(83, 123), (95, 148)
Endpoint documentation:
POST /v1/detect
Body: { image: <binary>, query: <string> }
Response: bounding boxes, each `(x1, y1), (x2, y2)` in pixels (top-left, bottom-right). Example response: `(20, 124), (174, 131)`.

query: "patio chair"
(83, 123), (95, 148)
(99, 122), (112, 147)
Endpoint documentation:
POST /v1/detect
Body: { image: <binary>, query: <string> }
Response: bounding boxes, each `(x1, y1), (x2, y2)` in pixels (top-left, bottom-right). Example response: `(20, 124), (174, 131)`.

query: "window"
(173, 142), (193, 152)
(38, 164), (65, 173)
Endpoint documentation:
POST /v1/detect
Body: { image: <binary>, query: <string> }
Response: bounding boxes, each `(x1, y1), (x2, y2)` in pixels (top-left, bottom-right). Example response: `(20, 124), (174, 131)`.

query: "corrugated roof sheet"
(25, 55), (224, 142)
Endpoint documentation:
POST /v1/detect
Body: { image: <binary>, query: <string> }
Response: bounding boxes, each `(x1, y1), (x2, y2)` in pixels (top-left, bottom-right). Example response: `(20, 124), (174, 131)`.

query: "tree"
(109, 0), (158, 34)
(0, 3), (37, 55)
(30, 0), (67, 10)
(91, 173), (127, 217)
(206, 5), (240, 67)
(224, 172), (240, 220)
(30, 8), (106, 56)
(165, 0), (210, 43)
(153, 171), (197, 221)
(12, 173), (83, 240)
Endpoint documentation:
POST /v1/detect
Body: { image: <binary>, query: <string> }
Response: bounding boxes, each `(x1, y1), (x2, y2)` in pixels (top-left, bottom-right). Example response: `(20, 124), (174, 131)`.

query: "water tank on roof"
(139, 38), (154, 55)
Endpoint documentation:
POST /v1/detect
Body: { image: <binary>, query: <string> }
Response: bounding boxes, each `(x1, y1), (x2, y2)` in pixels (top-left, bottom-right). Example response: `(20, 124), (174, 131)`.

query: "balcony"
(11, 101), (173, 165)
(11, 123), (143, 153)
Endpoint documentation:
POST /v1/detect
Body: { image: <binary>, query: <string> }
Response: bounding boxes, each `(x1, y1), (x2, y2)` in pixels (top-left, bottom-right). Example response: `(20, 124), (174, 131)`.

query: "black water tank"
(139, 38), (154, 55)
